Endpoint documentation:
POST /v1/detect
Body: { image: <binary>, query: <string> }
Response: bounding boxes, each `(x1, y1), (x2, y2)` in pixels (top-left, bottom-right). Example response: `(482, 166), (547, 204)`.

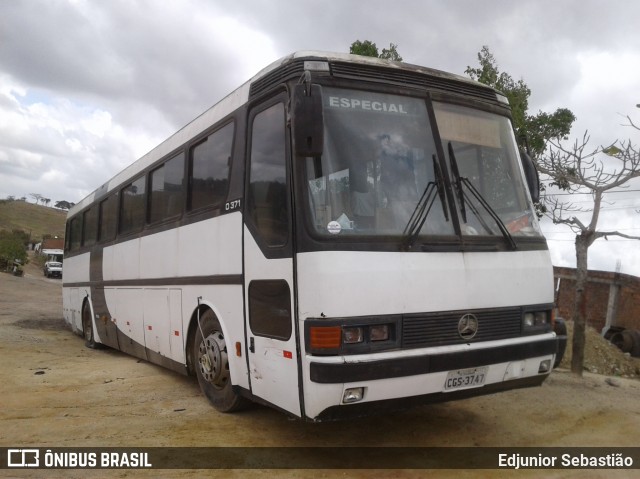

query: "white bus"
(63, 51), (561, 421)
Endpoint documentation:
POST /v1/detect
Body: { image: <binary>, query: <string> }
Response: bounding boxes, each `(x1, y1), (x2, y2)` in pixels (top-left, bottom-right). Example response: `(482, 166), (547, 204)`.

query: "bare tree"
(29, 193), (43, 205)
(536, 114), (640, 376)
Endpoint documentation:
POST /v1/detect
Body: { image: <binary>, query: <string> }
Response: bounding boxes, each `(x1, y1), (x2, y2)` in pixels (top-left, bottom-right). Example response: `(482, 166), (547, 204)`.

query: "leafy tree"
(465, 46), (575, 160)
(350, 40), (378, 57)
(350, 40), (403, 61)
(55, 200), (74, 210)
(379, 43), (403, 62)
(0, 231), (28, 268)
(11, 229), (30, 246)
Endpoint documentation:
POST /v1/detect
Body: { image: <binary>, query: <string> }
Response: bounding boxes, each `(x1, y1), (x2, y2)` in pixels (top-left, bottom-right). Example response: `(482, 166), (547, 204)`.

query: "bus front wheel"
(193, 309), (247, 412)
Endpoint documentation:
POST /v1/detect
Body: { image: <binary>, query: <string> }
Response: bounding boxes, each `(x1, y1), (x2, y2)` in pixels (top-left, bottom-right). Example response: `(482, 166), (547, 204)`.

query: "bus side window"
(82, 207), (98, 247)
(69, 216), (82, 251)
(189, 122), (233, 211)
(119, 175), (146, 235)
(247, 103), (288, 248)
(149, 153), (185, 223)
(98, 194), (117, 242)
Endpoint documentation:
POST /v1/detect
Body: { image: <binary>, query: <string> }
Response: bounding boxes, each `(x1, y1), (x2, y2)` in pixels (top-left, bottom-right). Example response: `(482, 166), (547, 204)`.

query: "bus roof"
(68, 51), (497, 216)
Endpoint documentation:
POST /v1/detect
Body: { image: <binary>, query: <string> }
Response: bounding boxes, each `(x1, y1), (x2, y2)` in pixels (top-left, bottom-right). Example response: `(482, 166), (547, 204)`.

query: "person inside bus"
(350, 161), (376, 230)
(377, 133), (418, 229)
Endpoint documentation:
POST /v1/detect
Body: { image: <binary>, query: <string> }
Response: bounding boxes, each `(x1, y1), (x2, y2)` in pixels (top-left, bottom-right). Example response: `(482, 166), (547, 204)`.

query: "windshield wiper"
(402, 154), (449, 249)
(447, 142), (467, 223)
(447, 142), (517, 250)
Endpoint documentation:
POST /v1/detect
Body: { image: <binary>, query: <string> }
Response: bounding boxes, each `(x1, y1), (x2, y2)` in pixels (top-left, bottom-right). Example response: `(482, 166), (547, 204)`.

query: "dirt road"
(1, 262), (640, 478)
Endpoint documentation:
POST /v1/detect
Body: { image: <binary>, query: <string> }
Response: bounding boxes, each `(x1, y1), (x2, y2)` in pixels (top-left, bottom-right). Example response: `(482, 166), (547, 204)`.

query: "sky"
(1, 0), (639, 275)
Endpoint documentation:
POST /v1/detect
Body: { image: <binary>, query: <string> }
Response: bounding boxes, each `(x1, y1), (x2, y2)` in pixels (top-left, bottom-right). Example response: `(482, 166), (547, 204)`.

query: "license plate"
(444, 366), (488, 391)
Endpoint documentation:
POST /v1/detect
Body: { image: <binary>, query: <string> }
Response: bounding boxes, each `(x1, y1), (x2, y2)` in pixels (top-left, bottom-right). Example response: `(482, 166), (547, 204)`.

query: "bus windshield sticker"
(328, 96), (409, 114)
(327, 221), (342, 235)
(336, 213), (353, 230)
(325, 91), (421, 117)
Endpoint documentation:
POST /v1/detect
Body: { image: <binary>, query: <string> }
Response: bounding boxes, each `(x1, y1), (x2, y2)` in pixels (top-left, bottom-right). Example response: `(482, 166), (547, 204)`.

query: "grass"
(0, 200), (67, 242)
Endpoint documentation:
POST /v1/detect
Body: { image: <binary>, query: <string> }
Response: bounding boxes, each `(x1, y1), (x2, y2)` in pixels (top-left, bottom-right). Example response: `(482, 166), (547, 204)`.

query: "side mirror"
(292, 83), (324, 157)
(520, 149), (540, 204)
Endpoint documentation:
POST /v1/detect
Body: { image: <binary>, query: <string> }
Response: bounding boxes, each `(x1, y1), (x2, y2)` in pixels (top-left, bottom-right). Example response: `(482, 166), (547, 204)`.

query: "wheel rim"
(197, 331), (229, 389)
(82, 307), (92, 342)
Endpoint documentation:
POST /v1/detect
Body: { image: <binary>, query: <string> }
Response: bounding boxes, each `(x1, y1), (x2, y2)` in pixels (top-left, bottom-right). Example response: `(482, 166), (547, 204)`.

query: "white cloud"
(0, 75), (161, 202)
(567, 50), (640, 148)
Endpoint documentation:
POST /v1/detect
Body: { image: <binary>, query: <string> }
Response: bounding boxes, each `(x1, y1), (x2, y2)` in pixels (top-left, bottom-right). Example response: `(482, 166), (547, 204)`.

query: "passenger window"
(99, 194), (118, 242)
(82, 207), (98, 246)
(150, 153), (185, 223)
(248, 280), (292, 340)
(119, 175), (146, 235)
(69, 216), (82, 251)
(247, 103), (288, 247)
(189, 123), (233, 211)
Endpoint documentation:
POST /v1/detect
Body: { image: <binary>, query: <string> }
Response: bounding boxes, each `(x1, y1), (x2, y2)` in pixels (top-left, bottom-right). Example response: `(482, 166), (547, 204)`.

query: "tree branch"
(593, 231), (640, 241)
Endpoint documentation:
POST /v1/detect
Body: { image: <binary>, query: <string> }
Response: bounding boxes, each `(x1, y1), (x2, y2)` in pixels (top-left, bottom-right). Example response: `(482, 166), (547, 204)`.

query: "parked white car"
(44, 261), (63, 278)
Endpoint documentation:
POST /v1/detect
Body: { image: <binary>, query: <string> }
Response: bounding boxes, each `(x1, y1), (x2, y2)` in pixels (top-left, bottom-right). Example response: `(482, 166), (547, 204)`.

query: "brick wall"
(554, 266), (640, 332)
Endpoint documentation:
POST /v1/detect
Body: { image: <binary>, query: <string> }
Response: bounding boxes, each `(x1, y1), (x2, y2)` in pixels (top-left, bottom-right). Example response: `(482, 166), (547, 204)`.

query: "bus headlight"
(342, 387), (365, 404)
(370, 324), (389, 341)
(523, 310), (551, 334)
(343, 327), (364, 344)
(305, 317), (400, 355)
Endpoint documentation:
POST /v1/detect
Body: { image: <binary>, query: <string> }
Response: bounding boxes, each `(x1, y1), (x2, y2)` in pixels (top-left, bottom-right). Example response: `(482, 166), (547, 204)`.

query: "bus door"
(243, 98), (301, 416)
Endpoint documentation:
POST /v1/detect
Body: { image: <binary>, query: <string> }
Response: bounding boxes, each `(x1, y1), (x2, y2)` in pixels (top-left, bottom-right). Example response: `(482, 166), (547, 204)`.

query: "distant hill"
(0, 200), (67, 242)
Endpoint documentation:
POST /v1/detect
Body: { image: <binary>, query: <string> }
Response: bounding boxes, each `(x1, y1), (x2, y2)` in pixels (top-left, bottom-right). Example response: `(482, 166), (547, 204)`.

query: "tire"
(553, 318), (567, 369)
(629, 330), (640, 358)
(193, 309), (248, 412)
(82, 301), (101, 349)
(611, 331), (633, 353)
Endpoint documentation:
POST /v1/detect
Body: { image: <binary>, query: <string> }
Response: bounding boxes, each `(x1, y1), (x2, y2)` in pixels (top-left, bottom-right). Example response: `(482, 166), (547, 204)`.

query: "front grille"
(249, 61), (305, 100)
(248, 57), (498, 103)
(331, 61), (498, 103)
(402, 307), (522, 348)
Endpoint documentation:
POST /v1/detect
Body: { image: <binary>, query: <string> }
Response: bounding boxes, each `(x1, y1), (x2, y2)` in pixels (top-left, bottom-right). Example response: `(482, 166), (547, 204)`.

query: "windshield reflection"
(303, 87), (542, 244)
(306, 88), (452, 237)
(434, 102), (542, 238)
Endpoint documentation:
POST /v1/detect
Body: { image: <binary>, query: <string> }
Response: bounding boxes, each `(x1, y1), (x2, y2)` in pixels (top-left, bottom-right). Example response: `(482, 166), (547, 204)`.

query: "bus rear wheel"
(193, 309), (247, 412)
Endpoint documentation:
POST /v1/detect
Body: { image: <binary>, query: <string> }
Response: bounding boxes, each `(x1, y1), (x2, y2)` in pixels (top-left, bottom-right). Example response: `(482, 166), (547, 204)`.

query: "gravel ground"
(559, 321), (640, 378)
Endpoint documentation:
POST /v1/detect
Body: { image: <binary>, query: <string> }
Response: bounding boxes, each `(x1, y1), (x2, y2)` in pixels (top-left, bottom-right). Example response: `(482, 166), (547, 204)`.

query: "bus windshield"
(303, 87), (542, 243)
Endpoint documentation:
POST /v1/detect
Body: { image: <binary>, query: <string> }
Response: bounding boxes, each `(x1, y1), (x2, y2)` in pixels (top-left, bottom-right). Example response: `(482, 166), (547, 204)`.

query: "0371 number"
(225, 199), (241, 211)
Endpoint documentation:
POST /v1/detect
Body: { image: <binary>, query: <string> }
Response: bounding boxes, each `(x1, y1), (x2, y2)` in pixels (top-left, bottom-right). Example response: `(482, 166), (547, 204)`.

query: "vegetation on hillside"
(0, 231), (28, 270)
(0, 199), (66, 241)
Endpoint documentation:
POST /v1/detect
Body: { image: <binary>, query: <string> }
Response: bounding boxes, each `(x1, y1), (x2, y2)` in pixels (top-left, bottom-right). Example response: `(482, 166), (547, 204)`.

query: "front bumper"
(305, 334), (559, 421)
(310, 336), (557, 383)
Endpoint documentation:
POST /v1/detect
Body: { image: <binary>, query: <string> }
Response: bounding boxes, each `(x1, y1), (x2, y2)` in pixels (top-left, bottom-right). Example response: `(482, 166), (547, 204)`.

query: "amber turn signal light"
(309, 326), (342, 350)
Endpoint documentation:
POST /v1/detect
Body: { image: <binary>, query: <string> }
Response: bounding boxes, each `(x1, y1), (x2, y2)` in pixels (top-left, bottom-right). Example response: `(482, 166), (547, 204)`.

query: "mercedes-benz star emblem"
(458, 313), (479, 340)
